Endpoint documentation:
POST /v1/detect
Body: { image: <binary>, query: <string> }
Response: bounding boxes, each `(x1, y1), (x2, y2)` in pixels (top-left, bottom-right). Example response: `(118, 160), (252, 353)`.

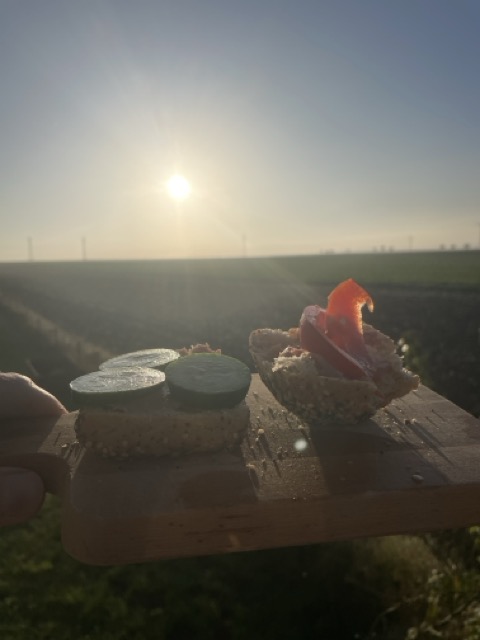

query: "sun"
(166, 174), (191, 201)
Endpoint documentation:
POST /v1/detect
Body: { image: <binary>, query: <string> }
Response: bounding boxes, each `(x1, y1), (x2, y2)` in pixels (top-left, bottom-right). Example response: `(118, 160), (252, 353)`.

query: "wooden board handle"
(0, 413), (77, 495)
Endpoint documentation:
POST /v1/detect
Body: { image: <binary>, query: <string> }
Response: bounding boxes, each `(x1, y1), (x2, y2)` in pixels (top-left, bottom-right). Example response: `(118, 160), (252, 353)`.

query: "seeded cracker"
(249, 280), (419, 426)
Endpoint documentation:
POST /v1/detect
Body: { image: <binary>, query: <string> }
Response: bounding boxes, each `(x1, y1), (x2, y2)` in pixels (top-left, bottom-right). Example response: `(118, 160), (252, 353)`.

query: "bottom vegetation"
(2, 502), (480, 639)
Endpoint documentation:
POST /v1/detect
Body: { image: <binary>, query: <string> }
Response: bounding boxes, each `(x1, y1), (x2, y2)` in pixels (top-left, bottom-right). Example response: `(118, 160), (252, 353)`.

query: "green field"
(176, 249), (480, 286)
(1, 249), (479, 288)
(258, 249), (480, 286)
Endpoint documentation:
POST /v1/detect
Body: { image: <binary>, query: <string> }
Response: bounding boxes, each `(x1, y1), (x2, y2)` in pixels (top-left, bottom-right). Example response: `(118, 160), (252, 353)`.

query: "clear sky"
(1, 0), (479, 261)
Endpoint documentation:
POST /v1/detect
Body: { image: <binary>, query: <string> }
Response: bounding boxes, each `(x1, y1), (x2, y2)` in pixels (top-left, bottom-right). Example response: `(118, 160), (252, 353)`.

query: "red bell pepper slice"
(299, 279), (374, 380)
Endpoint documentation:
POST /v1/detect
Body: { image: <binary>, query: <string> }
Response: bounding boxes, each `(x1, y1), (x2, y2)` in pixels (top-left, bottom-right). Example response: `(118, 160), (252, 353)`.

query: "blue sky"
(1, 0), (479, 260)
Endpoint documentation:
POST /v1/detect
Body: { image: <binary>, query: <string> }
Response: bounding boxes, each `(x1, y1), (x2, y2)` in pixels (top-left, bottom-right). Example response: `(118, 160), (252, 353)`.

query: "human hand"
(0, 373), (67, 527)
(0, 372), (66, 418)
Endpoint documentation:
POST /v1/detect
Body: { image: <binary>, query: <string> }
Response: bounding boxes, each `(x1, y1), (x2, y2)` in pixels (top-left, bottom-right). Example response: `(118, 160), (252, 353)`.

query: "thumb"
(0, 467), (45, 527)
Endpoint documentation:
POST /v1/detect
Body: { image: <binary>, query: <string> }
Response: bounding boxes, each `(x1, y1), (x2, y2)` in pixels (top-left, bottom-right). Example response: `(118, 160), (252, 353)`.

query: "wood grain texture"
(1, 375), (480, 565)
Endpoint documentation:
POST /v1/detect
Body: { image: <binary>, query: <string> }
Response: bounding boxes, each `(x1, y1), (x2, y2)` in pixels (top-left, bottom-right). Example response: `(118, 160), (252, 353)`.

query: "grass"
(4, 497), (480, 639)
(1, 249), (480, 288)
(164, 249), (480, 287)
(0, 497), (441, 640)
(262, 249), (480, 286)
(0, 304), (43, 376)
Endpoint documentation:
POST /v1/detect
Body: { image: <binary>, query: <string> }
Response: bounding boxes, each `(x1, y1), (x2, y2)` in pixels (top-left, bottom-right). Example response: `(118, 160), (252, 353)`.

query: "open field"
(1, 248), (480, 286)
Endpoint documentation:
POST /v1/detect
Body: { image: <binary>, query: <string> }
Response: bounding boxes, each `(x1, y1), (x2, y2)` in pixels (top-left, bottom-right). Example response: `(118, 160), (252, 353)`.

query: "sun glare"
(166, 174), (191, 201)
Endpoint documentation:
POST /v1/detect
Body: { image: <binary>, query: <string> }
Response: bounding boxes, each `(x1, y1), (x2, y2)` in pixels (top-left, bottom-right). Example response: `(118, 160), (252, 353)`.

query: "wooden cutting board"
(1, 375), (480, 565)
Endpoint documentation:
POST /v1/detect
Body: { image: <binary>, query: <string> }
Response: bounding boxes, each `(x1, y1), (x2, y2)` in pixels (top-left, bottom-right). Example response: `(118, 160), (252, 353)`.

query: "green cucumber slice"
(165, 353), (251, 409)
(70, 367), (165, 407)
(99, 348), (180, 371)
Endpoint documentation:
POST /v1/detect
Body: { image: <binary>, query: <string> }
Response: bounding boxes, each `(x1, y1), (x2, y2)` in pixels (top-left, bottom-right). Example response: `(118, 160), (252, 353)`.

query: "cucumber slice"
(99, 348), (180, 371)
(165, 353), (251, 409)
(70, 367), (165, 407)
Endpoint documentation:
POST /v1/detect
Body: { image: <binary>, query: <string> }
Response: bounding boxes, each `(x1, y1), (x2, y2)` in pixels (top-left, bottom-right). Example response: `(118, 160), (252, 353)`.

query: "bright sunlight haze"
(1, 1), (479, 261)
